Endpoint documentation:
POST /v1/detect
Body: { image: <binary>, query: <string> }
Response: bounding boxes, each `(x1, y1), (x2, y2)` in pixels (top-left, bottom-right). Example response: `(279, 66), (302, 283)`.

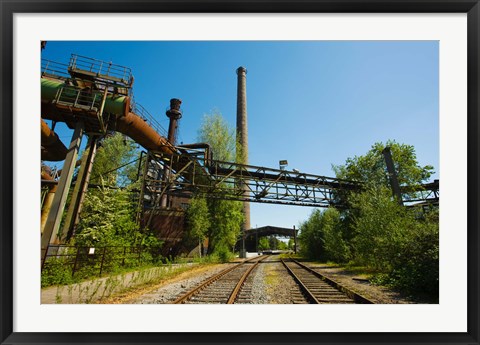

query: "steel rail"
(280, 258), (320, 304)
(173, 256), (266, 304)
(289, 258), (374, 304)
(226, 256), (268, 304)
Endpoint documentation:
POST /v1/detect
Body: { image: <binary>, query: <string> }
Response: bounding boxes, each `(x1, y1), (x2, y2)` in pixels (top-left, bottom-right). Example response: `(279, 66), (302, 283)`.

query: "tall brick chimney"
(236, 66), (251, 235)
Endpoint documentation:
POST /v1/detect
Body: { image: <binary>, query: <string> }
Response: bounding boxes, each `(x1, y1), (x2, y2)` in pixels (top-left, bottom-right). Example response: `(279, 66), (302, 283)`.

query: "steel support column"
(382, 147), (403, 206)
(293, 225), (297, 254)
(63, 135), (99, 241)
(41, 122), (84, 255)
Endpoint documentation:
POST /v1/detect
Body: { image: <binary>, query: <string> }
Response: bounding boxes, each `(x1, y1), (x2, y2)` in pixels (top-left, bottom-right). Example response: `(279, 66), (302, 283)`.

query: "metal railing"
(41, 245), (163, 278)
(41, 59), (70, 79)
(53, 86), (102, 111)
(132, 101), (168, 138)
(69, 54), (133, 86)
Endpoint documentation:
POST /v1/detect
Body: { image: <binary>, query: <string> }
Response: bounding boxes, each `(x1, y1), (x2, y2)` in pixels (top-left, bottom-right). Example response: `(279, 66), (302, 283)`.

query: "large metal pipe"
(41, 78), (129, 115)
(236, 66), (251, 236)
(41, 119), (68, 161)
(115, 112), (175, 155)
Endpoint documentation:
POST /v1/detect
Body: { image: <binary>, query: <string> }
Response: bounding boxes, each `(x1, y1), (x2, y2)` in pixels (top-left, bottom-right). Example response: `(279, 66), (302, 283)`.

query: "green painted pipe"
(41, 78), (128, 116)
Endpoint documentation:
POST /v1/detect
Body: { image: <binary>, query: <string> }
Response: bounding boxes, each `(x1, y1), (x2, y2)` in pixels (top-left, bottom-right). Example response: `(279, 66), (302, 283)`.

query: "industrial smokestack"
(162, 98), (183, 208)
(166, 98), (182, 145)
(236, 66), (251, 234)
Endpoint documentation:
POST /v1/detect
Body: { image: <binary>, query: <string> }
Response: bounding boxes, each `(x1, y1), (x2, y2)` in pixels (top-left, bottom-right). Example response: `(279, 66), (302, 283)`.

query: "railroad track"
(281, 258), (374, 304)
(173, 255), (268, 304)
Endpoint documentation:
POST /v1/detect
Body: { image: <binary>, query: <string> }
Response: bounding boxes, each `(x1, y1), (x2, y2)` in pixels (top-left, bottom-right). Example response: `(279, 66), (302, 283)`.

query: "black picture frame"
(1, 1), (479, 344)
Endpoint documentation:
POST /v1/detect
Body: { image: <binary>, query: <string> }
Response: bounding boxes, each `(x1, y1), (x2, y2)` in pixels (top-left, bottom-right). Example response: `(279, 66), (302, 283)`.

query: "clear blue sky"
(42, 40), (439, 229)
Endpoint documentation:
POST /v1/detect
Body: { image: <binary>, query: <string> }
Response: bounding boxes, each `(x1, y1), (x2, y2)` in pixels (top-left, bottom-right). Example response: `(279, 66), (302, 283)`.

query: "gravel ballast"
(97, 256), (416, 304)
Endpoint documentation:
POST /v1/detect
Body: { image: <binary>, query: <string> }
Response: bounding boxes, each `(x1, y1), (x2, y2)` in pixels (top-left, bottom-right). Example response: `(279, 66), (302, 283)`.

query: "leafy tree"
(351, 186), (438, 298)
(276, 239), (288, 250)
(298, 209), (326, 260)
(298, 140), (438, 299)
(299, 208), (349, 262)
(74, 133), (156, 249)
(258, 237), (270, 251)
(197, 111), (244, 256)
(198, 112), (236, 162)
(333, 140), (434, 192)
(75, 185), (135, 246)
(184, 196), (210, 257)
(287, 238), (295, 251)
(75, 183), (160, 249)
(207, 198), (243, 253)
(350, 186), (416, 270)
(330, 140), (438, 298)
(257, 236), (287, 251)
(89, 132), (140, 186)
(331, 139), (437, 259)
(322, 208), (351, 263)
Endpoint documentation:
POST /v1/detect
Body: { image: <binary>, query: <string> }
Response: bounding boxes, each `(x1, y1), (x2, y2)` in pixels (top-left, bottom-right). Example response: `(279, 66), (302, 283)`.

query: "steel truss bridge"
(138, 146), (439, 220)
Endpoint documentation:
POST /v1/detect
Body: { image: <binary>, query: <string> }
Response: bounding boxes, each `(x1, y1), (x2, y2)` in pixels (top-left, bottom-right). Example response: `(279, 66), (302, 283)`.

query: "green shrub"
(41, 258), (75, 287)
(322, 208), (351, 263)
(352, 188), (439, 298)
(212, 245), (234, 263)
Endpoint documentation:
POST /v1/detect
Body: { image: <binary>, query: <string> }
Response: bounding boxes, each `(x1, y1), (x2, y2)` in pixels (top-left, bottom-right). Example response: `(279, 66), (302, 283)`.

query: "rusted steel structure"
(40, 54), (176, 254)
(141, 148), (359, 208)
(40, 52), (440, 260)
(139, 147), (439, 212)
(41, 56), (170, 148)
